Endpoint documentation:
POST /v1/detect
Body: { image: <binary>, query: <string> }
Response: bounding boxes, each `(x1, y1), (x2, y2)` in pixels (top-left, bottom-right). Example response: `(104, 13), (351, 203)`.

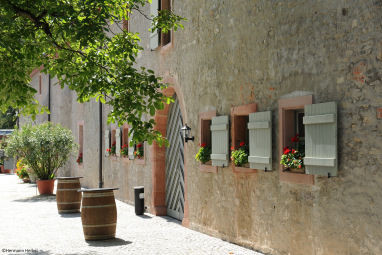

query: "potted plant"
(15, 159), (29, 183)
(195, 143), (211, 164)
(6, 122), (77, 194)
(107, 142), (116, 156)
(231, 142), (249, 167)
(76, 153), (83, 164)
(134, 143), (144, 159)
(280, 134), (305, 173)
(121, 144), (129, 157)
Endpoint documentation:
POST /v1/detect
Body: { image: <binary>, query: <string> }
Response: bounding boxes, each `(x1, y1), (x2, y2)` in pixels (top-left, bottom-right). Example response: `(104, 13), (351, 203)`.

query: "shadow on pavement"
(13, 194), (56, 203)
(59, 212), (81, 218)
(86, 238), (132, 247)
(160, 216), (182, 225)
(137, 214), (152, 219)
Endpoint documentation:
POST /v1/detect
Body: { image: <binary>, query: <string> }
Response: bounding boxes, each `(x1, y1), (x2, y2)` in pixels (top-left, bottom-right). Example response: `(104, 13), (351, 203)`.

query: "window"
(150, 0), (172, 49)
(199, 110), (217, 173)
(160, 0), (171, 46)
(230, 103), (257, 173)
(77, 122), (84, 165)
(278, 94), (314, 185)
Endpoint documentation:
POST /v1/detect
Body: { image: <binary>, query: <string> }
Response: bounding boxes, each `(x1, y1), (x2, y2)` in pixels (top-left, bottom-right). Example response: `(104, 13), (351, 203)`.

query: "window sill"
(232, 165), (257, 174)
(199, 163), (217, 173)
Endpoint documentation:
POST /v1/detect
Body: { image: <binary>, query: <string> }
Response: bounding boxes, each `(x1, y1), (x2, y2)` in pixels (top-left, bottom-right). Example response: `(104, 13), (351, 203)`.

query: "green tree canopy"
(0, 0), (184, 145)
(0, 107), (17, 129)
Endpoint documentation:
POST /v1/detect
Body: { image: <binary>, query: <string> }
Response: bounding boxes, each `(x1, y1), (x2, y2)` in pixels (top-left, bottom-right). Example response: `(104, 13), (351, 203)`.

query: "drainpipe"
(48, 74), (51, 122)
(99, 101), (103, 188)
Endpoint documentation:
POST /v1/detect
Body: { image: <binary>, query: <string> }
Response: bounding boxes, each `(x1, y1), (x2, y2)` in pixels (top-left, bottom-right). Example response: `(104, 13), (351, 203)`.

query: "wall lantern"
(181, 124), (194, 143)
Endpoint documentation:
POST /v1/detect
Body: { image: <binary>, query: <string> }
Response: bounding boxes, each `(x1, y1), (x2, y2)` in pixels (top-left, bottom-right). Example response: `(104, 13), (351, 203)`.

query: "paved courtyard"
(0, 174), (264, 255)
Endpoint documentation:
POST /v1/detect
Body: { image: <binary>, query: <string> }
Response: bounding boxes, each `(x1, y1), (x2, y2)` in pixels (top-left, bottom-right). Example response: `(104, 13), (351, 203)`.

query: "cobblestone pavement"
(0, 174), (263, 255)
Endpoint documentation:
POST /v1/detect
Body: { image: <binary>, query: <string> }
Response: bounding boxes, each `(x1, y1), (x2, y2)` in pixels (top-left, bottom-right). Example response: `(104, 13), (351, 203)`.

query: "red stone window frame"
(231, 103), (257, 173)
(199, 110), (217, 173)
(78, 121), (84, 166)
(279, 95), (314, 185)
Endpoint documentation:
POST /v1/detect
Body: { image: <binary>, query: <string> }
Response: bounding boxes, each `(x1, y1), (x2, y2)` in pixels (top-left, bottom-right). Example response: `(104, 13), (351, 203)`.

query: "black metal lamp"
(180, 124), (194, 143)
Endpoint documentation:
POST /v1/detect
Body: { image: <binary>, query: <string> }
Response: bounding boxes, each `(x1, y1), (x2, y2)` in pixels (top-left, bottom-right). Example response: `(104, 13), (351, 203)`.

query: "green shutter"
(248, 111), (272, 171)
(150, 0), (159, 50)
(304, 102), (337, 177)
(211, 116), (229, 167)
(104, 130), (110, 157)
(116, 128), (121, 157)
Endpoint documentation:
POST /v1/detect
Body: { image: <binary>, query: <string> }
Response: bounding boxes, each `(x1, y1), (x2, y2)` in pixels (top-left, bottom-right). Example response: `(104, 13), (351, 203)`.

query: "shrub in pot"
(6, 122), (77, 194)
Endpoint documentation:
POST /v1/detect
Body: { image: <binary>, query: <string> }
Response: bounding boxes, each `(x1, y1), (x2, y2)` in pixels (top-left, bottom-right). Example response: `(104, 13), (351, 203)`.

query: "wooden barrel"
(79, 188), (118, 241)
(56, 177), (83, 214)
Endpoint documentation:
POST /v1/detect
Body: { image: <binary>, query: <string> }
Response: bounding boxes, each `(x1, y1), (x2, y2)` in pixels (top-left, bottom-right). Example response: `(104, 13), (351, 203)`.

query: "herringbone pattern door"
(165, 96), (185, 221)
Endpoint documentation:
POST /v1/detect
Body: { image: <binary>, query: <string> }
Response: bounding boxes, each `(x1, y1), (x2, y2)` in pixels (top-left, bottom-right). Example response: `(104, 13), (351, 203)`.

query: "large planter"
(37, 179), (55, 195)
(79, 188), (118, 241)
(0, 165), (4, 173)
(56, 177), (83, 214)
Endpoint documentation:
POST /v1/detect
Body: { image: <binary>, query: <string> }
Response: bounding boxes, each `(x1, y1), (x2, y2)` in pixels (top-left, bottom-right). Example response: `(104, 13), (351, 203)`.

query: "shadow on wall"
(86, 238), (132, 247)
(12, 194), (56, 203)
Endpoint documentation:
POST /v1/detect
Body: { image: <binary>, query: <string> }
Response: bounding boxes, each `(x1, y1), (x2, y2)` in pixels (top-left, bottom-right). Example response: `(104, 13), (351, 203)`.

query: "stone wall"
(24, 1), (382, 254)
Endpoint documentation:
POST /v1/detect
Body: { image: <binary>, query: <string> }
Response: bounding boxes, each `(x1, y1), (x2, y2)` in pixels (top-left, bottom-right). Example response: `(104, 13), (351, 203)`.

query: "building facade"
(23, 1), (382, 254)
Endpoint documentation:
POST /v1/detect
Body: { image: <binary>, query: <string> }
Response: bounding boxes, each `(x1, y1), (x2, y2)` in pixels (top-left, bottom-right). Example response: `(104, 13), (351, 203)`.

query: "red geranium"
(137, 143), (142, 148)
(291, 134), (299, 143)
(201, 143), (206, 148)
(239, 141), (245, 147)
(230, 146), (235, 151)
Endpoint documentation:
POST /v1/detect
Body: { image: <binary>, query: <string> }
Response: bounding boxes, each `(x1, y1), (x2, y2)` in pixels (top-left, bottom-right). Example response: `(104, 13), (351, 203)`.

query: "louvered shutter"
(303, 102), (337, 177)
(104, 130), (110, 157)
(116, 128), (121, 157)
(211, 116), (229, 167)
(248, 111), (272, 171)
(4, 158), (15, 170)
(150, 0), (159, 50)
(128, 131), (135, 160)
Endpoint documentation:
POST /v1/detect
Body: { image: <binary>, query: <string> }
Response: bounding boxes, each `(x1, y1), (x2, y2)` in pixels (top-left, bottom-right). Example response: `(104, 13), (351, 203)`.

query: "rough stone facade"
(23, 1), (382, 254)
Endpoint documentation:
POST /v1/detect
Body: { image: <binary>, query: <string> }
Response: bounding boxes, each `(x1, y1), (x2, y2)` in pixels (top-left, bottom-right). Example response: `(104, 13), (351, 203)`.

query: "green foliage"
(0, 1), (185, 146)
(195, 144), (211, 164)
(0, 107), (17, 129)
(5, 122), (77, 180)
(280, 147), (304, 169)
(231, 148), (248, 167)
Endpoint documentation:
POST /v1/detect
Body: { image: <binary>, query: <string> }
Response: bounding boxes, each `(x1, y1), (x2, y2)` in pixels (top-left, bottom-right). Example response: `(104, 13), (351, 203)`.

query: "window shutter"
(248, 111), (272, 171)
(211, 116), (229, 167)
(128, 131), (135, 160)
(104, 130), (110, 157)
(150, 0), (159, 50)
(116, 128), (121, 157)
(4, 158), (15, 170)
(303, 102), (337, 177)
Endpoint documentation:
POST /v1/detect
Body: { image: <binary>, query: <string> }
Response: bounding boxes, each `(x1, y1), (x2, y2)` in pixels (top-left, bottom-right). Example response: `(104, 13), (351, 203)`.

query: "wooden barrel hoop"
(80, 189), (117, 241)
(56, 177), (82, 214)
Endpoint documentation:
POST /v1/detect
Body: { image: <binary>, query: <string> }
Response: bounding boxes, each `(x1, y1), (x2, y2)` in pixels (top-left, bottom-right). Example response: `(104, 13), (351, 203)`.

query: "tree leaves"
(0, 0), (185, 145)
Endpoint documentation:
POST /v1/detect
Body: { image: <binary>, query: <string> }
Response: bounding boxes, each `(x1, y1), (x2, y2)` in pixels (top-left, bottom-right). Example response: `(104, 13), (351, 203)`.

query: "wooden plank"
(304, 157), (336, 167)
(210, 124), (228, 131)
(304, 102), (337, 176)
(211, 116), (229, 167)
(248, 111), (272, 171)
(247, 121), (269, 130)
(303, 114), (336, 125)
(248, 156), (270, 164)
(150, 0), (159, 50)
(211, 154), (228, 161)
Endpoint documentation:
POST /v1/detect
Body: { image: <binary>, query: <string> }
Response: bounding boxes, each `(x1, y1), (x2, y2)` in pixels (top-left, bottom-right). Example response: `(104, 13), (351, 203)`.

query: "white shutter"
(150, 0), (159, 50)
(104, 130), (110, 157)
(116, 128), (121, 157)
(248, 111), (272, 171)
(128, 131), (135, 160)
(303, 102), (337, 177)
(211, 116), (229, 167)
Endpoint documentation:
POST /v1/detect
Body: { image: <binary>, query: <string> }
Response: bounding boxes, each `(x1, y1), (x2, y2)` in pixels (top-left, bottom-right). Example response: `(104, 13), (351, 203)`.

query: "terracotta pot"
(37, 179), (55, 195)
(0, 165), (4, 173)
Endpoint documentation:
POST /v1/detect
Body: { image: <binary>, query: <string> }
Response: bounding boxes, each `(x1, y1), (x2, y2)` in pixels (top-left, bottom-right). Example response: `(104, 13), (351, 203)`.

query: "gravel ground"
(0, 174), (263, 255)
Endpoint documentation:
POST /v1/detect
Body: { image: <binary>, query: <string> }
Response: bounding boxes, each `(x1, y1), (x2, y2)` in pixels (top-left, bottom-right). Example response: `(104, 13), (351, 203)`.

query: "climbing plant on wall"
(0, 0), (185, 146)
